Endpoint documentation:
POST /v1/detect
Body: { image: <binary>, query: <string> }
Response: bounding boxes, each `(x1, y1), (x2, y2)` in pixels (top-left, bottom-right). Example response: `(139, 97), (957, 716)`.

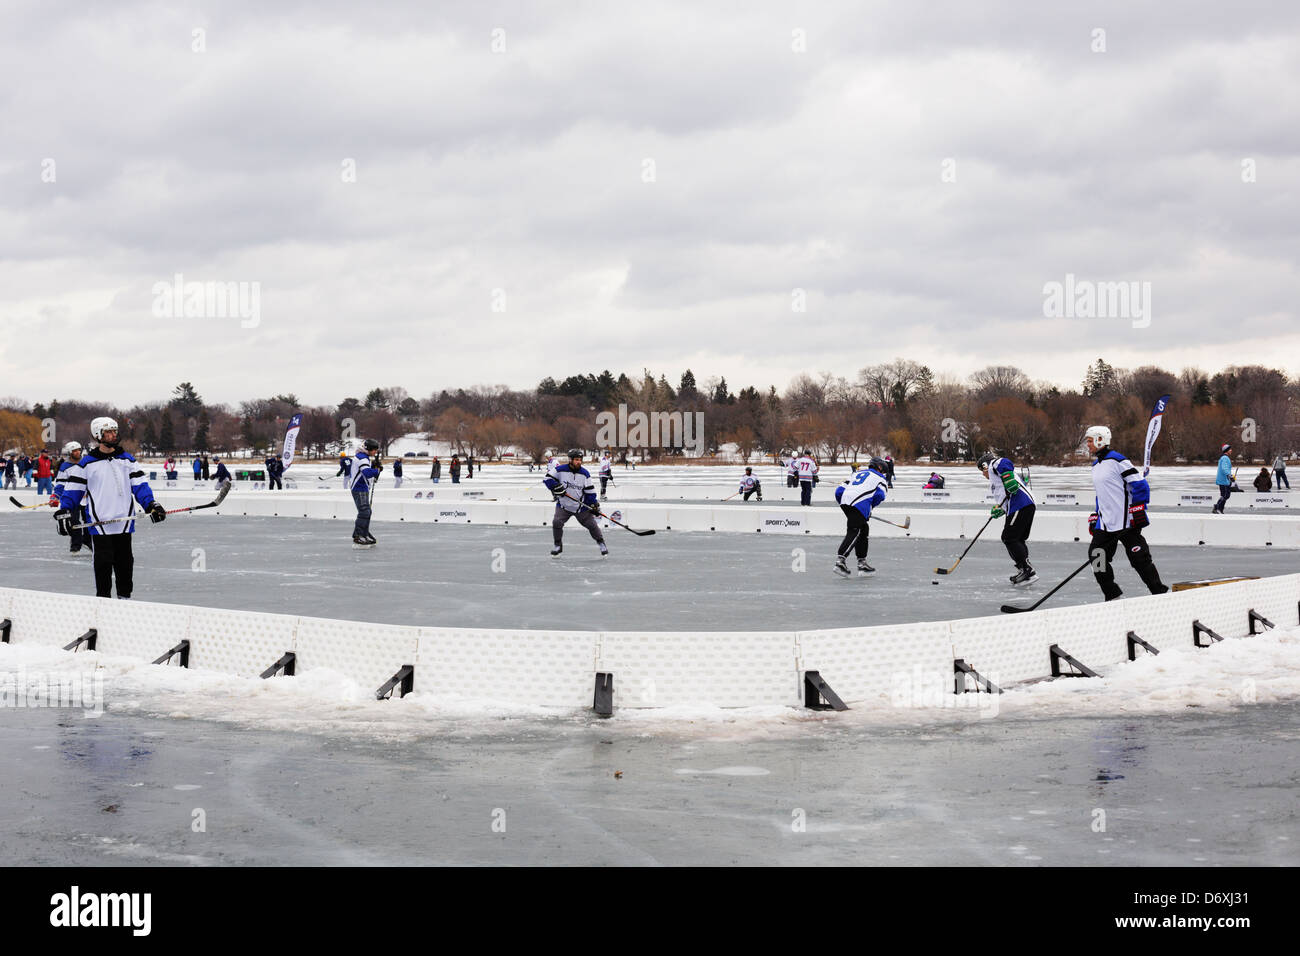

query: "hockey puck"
(931, 579), (939, 585)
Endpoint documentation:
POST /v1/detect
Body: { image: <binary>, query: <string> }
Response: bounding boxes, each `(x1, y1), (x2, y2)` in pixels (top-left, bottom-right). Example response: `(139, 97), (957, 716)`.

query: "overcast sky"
(2, 0), (1297, 409)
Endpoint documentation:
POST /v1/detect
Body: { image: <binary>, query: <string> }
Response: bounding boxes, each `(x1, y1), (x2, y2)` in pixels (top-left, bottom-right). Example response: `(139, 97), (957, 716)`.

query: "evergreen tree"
(159, 410), (175, 451)
(679, 369), (698, 396)
(194, 409), (210, 452)
(170, 382), (204, 418)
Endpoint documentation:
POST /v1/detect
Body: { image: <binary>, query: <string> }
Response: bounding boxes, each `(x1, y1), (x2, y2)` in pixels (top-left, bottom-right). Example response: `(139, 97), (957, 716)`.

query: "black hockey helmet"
(977, 451), (997, 471)
(744, 466), (752, 473)
(567, 448), (583, 460)
(363, 438), (379, 452)
(868, 456), (888, 473)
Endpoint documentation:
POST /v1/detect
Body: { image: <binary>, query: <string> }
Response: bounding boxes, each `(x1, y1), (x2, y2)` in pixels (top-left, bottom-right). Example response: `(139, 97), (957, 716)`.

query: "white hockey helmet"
(1083, 425), (1112, 448)
(90, 417), (119, 441)
(62, 441), (82, 455)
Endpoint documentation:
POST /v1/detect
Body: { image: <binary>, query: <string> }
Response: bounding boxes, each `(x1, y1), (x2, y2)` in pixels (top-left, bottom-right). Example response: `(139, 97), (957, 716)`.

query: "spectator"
(19, 454), (32, 487)
(201, 454), (210, 480)
(33, 449), (55, 496)
(393, 457), (404, 488)
(1275, 454), (1290, 490)
(192, 455), (202, 481)
(430, 456), (441, 483)
(883, 454), (895, 488)
(1254, 467), (1272, 493)
(467, 455), (474, 479)
(450, 455), (461, 483)
(3, 454), (17, 490)
(1212, 443), (1233, 514)
(924, 472), (946, 489)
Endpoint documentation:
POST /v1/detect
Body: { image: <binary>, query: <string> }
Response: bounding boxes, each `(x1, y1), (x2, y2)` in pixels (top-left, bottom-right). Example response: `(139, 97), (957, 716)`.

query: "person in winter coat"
(33, 450), (55, 495)
(450, 456), (461, 483)
(392, 457), (404, 488)
(1275, 455), (1290, 490)
(1212, 443), (1234, 514)
(212, 458), (232, 484)
(192, 456), (202, 480)
(1253, 468), (1272, 493)
(201, 454), (210, 480)
(430, 457), (441, 482)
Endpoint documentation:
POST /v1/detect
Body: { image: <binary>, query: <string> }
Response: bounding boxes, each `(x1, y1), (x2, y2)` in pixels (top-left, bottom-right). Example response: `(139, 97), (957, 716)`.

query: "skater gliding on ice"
(542, 449), (607, 558)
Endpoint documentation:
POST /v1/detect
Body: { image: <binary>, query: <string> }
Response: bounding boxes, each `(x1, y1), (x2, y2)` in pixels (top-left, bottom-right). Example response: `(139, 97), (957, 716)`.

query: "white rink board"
(0, 574), (1296, 710)
(126, 488), (1298, 547)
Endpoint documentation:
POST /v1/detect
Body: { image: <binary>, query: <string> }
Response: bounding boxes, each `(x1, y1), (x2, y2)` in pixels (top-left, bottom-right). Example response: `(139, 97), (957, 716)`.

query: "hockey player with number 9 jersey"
(832, 458), (888, 577)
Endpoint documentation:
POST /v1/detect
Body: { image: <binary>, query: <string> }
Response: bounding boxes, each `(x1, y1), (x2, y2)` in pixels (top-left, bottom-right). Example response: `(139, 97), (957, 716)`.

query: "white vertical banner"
(280, 413), (302, 472)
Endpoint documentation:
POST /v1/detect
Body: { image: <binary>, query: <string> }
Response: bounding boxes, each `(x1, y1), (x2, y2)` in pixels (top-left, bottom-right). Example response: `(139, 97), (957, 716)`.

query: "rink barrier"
(1126, 631), (1160, 659)
(260, 652), (296, 679)
(1048, 645), (1099, 679)
(68, 488), (1300, 548)
(64, 628), (97, 653)
(1, 573), (1297, 711)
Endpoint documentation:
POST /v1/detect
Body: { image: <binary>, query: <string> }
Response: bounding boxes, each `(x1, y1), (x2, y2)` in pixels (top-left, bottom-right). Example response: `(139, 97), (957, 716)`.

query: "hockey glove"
(47, 494), (59, 507)
(147, 502), (167, 523)
(1127, 503), (1149, 529)
(1088, 512), (1099, 534)
(584, 500), (601, 516)
(990, 506), (1005, 519)
(54, 509), (73, 536)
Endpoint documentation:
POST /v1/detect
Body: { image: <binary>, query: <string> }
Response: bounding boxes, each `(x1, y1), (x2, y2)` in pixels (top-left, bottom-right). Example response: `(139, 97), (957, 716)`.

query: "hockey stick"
(1001, 557), (1092, 614)
(935, 497), (1007, 574)
(870, 513), (911, 530)
(10, 496), (54, 510)
(72, 480), (232, 529)
(722, 492), (741, 501)
(561, 490), (655, 536)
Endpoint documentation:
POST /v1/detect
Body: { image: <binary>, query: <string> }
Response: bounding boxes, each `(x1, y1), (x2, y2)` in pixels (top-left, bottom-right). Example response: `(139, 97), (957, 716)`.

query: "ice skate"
(551, 544), (563, 558)
(833, 557), (851, 577)
(1010, 567), (1037, 587)
(857, 561), (874, 576)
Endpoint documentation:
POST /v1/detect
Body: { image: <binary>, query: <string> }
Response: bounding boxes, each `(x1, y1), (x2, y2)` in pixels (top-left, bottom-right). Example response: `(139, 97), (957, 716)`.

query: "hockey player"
(832, 457), (888, 576)
(52, 441), (90, 554)
(978, 451), (1037, 586)
(739, 466), (762, 501)
(542, 449), (607, 558)
(1084, 425), (1169, 601)
(54, 418), (166, 598)
(347, 439), (383, 545)
(795, 450), (819, 506)
(598, 453), (613, 499)
(785, 454), (798, 488)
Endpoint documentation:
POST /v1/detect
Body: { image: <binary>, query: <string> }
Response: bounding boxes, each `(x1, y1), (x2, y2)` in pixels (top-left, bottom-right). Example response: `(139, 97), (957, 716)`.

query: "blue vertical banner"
(280, 413), (302, 472)
(1142, 394), (1171, 477)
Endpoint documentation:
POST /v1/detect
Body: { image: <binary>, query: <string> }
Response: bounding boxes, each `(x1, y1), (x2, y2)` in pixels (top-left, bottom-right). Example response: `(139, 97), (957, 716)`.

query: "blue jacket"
(1216, 455), (1232, 485)
(213, 462), (232, 483)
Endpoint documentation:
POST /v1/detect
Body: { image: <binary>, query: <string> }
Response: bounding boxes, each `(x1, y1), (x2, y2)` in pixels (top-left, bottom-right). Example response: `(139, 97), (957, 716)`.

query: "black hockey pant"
(553, 507), (605, 547)
(352, 489), (372, 538)
(742, 482), (762, 501)
(838, 505), (870, 561)
(92, 532), (134, 598)
(1089, 528), (1167, 601)
(800, 479), (813, 506)
(1001, 504), (1035, 569)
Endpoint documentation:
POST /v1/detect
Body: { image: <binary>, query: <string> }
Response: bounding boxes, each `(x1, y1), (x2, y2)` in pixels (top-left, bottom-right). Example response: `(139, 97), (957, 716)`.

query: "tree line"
(1, 359), (1295, 464)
